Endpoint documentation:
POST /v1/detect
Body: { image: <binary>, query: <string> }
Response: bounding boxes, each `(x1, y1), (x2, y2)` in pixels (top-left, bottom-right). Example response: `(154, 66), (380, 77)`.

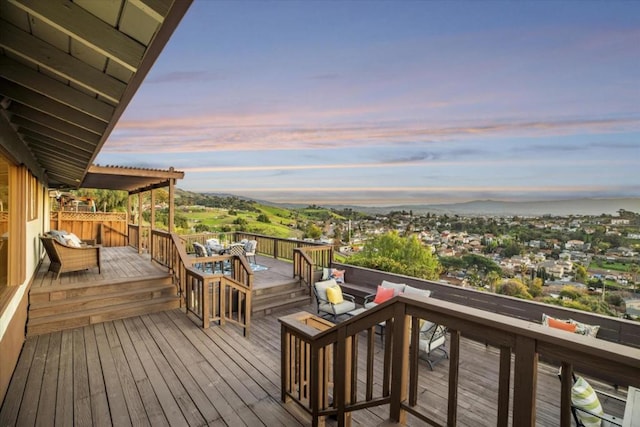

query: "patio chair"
(40, 236), (101, 280)
(244, 240), (258, 264)
(228, 243), (246, 257)
(418, 321), (448, 370)
(313, 279), (356, 322)
(193, 242), (213, 273)
(557, 368), (625, 427)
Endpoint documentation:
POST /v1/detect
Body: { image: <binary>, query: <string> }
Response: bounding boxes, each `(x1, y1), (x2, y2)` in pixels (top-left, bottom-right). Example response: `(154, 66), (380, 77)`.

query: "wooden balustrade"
(183, 231), (328, 262)
(293, 245), (334, 289)
(152, 229), (253, 336)
(280, 295), (640, 427)
(334, 262), (640, 349)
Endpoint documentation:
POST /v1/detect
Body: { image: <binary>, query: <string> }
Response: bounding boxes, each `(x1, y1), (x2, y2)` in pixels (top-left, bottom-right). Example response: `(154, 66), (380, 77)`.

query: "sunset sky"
(96, 0), (640, 206)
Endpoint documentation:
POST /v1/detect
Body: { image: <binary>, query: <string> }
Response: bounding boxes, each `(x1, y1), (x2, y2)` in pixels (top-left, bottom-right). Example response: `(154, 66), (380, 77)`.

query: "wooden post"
(168, 177), (175, 233)
(497, 346), (511, 427)
(150, 189), (155, 260)
(137, 192), (143, 254)
(513, 335), (537, 426)
(560, 362), (573, 427)
(390, 302), (408, 424)
(447, 329), (460, 426)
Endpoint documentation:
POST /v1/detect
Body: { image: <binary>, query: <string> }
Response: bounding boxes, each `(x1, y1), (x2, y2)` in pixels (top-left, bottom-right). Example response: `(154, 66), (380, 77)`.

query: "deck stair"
(252, 280), (310, 317)
(27, 275), (179, 336)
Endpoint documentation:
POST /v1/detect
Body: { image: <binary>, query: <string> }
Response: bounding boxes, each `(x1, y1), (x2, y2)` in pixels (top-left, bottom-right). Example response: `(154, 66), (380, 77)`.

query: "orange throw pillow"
(373, 285), (395, 304)
(548, 317), (577, 333)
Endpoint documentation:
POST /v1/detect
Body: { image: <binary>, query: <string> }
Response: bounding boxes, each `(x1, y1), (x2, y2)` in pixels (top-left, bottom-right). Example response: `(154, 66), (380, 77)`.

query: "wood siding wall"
(0, 288), (28, 401)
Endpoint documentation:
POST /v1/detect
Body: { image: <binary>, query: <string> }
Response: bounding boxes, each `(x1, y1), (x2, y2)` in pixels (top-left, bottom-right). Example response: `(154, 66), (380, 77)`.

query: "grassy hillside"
(175, 190), (344, 239)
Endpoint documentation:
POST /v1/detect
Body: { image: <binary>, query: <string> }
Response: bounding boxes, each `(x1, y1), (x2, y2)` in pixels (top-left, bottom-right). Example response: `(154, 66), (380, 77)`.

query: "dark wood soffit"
(81, 165), (184, 194)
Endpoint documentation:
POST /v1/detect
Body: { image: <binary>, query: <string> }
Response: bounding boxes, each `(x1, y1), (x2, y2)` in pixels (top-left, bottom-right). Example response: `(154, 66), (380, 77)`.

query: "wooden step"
(252, 281), (311, 316)
(27, 296), (181, 336)
(29, 274), (173, 304)
(253, 280), (304, 297)
(252, 294), (311, 317)
(253, 284), (308, 306)
(29, 284), (177, 318)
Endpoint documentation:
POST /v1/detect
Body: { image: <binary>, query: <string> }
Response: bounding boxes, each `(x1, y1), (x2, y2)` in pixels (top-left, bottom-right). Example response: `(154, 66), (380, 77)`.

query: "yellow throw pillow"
(326, 286), (344, 304)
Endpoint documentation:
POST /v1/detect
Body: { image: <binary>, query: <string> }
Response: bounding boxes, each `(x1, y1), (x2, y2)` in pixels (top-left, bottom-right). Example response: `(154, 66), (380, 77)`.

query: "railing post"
(497, 345), (511, 427)
(390, 302), (408, 424)
(447, 329), (460, 425)
(513, 335), (537, 426)
(560, 362), (573, 427)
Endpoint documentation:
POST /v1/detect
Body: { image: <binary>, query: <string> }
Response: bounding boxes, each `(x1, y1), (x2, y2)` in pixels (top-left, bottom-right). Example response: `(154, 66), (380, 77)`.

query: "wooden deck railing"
(182, 232), (329, 262)
(280, 296), (640, 427)
(334, 262), (640, 349)
(151, 229), (253, 336)
(293, 245), (334, 288)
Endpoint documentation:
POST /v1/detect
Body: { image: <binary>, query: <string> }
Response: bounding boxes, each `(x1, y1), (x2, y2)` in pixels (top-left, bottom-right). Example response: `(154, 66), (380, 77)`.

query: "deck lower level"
(1, 304), (628, 426)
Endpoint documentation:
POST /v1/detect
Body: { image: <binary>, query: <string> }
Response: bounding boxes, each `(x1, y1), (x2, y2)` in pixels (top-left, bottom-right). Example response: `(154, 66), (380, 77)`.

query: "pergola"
(83, 163), (184, 236)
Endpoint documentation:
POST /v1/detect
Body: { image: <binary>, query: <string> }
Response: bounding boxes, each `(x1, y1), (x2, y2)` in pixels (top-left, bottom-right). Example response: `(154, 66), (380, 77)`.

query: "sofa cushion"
(403, 285), (431, 298)
(571, 376), (603, 427)
(326, 286), (344, 304)
(373, 285), (395, 304)
(543, 314), (577, 333)
(570, 319), (600, 338)
(314, 279), (337, 302)
(381, 280), (405, 296)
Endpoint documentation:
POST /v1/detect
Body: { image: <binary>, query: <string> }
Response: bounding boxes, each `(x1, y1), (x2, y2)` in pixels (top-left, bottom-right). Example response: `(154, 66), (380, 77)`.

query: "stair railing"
(151, 229), (253, 336)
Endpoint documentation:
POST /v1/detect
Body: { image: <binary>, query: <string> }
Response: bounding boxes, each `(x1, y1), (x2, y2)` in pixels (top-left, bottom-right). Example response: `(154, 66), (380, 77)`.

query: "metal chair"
(244, 240), (257, 264)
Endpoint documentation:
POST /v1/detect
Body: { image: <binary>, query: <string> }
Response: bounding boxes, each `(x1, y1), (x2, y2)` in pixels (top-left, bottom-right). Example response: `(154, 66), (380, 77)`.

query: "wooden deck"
(32, 246), (169, 290)
(33, 246), (296, 291)
(1, 303), (628, 426)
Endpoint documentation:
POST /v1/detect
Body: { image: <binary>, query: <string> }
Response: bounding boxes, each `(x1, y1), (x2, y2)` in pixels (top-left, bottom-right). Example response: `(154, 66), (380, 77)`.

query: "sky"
(96, 0), (640, 207)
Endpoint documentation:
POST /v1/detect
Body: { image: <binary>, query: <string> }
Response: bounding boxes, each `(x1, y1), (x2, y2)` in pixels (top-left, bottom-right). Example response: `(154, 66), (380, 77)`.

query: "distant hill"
(177, 190), (639, 217)
(325, 198), (640, 217)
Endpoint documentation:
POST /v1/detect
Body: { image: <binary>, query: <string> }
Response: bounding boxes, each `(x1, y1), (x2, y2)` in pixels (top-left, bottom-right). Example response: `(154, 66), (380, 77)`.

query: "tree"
(256, 213), (271, 223)
(485, 271), (501, 293)
(629, 263), (639, 294)
(304, 223), (322, 240)
(574, 265), (588, 284)
(349, 231), (442, 280)
(497, 279), (532, 299)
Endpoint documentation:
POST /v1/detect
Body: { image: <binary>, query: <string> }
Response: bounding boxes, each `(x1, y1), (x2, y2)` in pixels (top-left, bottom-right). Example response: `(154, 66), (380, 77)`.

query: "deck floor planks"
(55, 330), (74, 427)
(82, 326), (112, 427)
(16, 334), (49, 426)
(72, 328), (92, 426)
(36, 331), (61, 425)
(128, 316), (205, 426)
(121, 317), (188, 426)
(139, 313), (221, 424)
(111, 319), (168, 426)
(93, 323), (133, 427)
(102, 321), (151, 427)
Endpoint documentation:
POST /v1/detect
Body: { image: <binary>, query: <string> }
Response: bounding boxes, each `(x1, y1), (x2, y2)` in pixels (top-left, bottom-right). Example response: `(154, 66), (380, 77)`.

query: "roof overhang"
(0, 0), (193, 189)
(83, 164), (184, 194)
